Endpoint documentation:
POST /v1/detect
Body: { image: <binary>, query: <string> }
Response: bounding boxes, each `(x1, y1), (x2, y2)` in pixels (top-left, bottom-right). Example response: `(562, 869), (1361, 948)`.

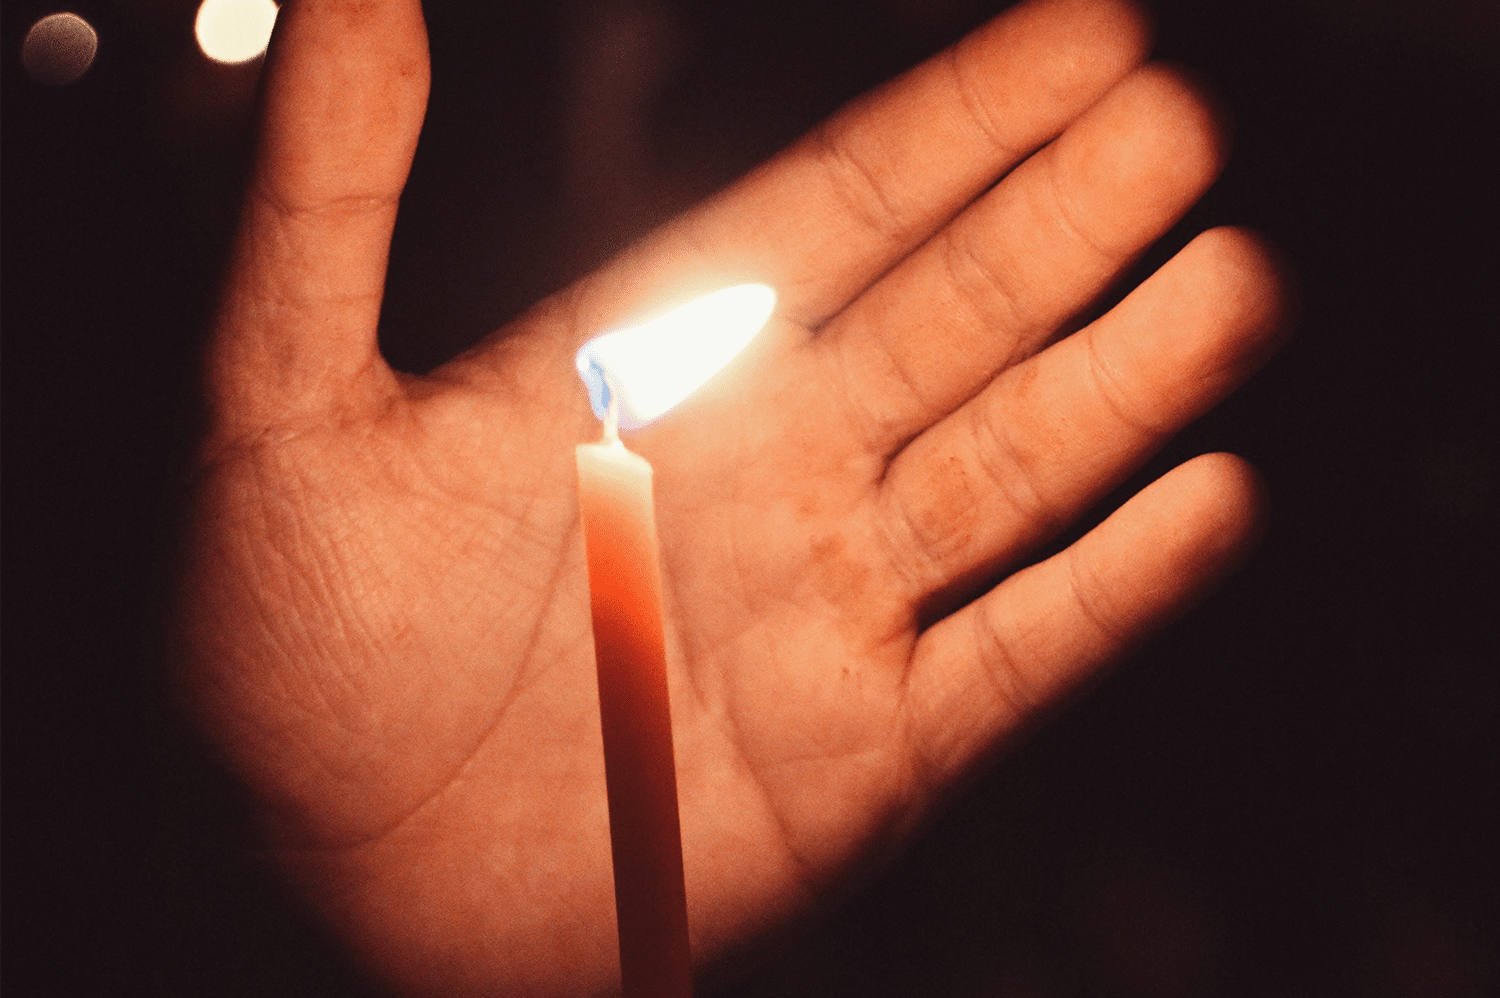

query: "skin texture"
(168, 0), (1294, 994)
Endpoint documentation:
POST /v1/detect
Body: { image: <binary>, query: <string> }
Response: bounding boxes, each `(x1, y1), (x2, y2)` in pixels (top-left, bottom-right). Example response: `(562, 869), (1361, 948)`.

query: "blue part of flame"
(577, 353), (612, 421)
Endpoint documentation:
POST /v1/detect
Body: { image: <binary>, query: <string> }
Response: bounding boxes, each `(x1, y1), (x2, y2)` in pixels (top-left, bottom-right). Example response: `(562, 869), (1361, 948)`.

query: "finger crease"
(878, 487), (950, 599)
(969, 401), (1057, 534)
(812, 123), (914, 248)
(972, 601), (1040, 725)
(1045, 154), (1122, 266)
(945, 44), (1018, 163)
(1083, 330), (1169, 438)
(250, 181), (401, 223)
(862, 330), (939, 458)
(941, 226), (1029, 355)
(1066, 546), (1129, 648)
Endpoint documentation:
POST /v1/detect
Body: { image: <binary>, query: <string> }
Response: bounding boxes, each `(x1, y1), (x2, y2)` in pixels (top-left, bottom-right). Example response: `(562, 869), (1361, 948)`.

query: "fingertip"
(964, 0), (1157, 127)
(1182, 226), (1299, 372)
(1217, 226), (1301, 346)
(1165, 451), (1270, 585)
(1048, 61), (1233, 257)
(1168, 60), (1234, 149)
(256, 0), (430, 208)
(1189, 449), (1267, 518)
(1130, 61), (1235, 179)
(1055, 0), (1156, 67)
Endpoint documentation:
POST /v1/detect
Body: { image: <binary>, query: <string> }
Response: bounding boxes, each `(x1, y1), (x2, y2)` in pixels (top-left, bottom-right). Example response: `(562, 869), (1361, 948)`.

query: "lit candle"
(575, 285), (776, 998)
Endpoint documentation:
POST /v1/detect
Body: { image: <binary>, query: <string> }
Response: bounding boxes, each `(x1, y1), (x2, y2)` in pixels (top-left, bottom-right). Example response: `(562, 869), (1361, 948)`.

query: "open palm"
(169, 0), (1291, 994)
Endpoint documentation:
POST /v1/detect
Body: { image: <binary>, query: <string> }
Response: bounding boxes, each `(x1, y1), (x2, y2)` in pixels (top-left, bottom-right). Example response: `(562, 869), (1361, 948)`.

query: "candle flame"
(576, 284), (776, 431)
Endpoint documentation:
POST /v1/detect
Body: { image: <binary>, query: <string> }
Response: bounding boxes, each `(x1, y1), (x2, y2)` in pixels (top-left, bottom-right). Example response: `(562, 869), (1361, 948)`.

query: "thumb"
(207, 0), (429, 441)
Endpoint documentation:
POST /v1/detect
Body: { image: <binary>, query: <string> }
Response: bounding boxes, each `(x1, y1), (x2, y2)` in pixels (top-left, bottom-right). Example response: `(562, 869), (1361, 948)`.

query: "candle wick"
(602, 383), (622, 446)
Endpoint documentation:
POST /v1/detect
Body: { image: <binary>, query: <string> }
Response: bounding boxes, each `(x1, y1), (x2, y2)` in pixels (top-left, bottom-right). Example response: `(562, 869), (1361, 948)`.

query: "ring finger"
(872, 226), (1293, 604)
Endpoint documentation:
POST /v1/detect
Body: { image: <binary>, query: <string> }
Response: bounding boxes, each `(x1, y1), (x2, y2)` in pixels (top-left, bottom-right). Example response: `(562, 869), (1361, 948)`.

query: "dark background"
(4, 0), (1497, 994)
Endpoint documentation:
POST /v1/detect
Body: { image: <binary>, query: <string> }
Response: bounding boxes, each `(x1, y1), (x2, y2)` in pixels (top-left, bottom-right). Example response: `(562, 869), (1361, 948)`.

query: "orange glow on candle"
(576, 432), (692, 998)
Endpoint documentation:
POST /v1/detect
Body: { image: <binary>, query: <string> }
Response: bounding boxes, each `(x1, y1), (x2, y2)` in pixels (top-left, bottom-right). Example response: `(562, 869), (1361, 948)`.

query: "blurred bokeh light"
(22, 12), (98, 85)
(194, 0), (277, 64)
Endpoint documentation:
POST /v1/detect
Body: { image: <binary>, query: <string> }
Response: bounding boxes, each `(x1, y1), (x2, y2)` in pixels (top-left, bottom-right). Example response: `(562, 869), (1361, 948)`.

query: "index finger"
(559, 0), (1152, 342)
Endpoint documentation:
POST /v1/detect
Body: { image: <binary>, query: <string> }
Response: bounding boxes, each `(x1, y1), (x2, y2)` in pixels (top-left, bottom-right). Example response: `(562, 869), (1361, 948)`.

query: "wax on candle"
(576, 428), (692, 998)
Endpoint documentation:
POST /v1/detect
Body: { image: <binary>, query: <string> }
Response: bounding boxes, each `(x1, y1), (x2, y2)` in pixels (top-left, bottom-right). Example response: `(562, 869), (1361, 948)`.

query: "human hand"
(168, 0), (1292, 994)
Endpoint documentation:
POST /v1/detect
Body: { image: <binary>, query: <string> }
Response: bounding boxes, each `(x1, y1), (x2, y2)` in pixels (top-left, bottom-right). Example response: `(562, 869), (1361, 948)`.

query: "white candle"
(577, 406), (691, 998)
(575, 285), (775, 998)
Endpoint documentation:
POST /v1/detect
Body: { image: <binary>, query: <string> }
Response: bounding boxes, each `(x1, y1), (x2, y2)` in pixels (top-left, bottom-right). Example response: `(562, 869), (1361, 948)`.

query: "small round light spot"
(22, 12), (98, 86)
(194, 0), (278, 65)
